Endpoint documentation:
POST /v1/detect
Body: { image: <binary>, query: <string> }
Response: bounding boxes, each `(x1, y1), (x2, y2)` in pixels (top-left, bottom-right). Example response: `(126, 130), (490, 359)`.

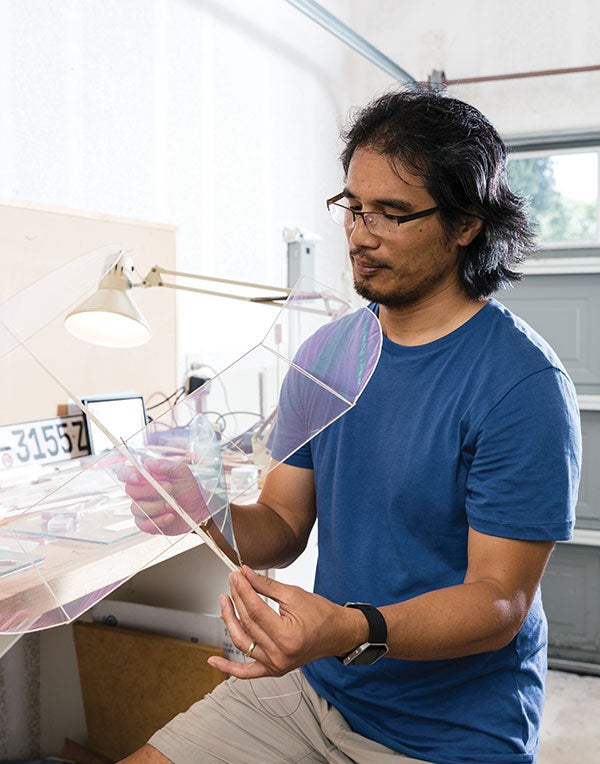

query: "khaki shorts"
(149, 671), (432, 764)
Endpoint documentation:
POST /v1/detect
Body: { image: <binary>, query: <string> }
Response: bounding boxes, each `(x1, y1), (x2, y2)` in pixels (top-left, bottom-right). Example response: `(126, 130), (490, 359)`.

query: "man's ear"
(456, 215), (484, 247)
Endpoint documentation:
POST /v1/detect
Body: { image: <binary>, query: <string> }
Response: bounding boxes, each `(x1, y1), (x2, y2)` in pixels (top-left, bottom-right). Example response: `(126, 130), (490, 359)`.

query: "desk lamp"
(64, 252), (292, 348)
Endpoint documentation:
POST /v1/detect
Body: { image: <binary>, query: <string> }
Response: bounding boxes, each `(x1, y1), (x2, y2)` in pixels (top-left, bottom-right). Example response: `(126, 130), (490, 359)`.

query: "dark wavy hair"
(340, 87), (536, 299)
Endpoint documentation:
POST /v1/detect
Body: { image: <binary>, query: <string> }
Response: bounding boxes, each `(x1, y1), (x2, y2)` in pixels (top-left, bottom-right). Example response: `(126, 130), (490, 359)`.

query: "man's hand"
(117, 458), (210, 535)
(207, 566), (366, 678)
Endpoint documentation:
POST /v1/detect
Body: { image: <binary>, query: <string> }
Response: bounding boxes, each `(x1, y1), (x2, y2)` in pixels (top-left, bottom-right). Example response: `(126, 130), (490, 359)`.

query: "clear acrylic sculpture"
(0, 251), (382, 634)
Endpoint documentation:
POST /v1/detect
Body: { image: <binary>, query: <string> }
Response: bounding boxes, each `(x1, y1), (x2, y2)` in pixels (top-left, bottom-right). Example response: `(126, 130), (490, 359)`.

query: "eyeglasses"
(326, 193), (440, 237)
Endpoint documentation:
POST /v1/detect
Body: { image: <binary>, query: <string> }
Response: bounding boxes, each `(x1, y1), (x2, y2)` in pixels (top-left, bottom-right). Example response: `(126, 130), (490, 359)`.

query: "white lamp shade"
(65, 287), (152, 348)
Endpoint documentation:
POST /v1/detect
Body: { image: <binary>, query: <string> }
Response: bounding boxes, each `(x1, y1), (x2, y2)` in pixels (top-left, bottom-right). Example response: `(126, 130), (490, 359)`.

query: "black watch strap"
(344, 602), (387, 643)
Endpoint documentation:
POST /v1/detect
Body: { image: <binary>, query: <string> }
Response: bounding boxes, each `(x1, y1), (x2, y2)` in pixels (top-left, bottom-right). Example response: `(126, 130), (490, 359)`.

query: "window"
(508, 145), (600, 251)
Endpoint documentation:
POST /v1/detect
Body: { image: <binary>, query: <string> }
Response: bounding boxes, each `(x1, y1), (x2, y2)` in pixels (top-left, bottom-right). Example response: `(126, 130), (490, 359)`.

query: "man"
(122, 87), (581, 763)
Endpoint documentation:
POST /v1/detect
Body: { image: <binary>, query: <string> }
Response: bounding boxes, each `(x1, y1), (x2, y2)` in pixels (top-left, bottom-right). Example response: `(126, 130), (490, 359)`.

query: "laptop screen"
(81, 394), (147, 454)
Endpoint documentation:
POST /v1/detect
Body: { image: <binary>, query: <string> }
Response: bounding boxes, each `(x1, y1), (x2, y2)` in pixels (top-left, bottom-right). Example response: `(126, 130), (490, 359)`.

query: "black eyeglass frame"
(326, 193), (440, 231)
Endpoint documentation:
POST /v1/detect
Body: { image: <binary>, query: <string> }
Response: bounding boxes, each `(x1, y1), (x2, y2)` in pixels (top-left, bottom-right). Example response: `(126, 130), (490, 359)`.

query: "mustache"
(350, 248), (388, 268)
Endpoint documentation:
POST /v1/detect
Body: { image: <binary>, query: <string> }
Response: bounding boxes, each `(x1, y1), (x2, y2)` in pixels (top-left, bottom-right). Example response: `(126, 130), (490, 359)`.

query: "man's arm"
(229, 462), (317, 569)
(118, 459), (316, 569)
(208, 528), (555, 677)
(380, 529), (555, 660)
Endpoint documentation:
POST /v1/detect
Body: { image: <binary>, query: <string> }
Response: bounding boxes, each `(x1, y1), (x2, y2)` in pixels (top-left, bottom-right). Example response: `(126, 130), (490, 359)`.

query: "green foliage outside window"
(508, 153), (598, 244)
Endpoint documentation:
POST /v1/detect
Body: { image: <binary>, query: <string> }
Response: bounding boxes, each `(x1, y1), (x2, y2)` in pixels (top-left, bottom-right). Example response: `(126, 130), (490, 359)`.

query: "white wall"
(0, 0), (355, 377)
(345, 0), (600, 137)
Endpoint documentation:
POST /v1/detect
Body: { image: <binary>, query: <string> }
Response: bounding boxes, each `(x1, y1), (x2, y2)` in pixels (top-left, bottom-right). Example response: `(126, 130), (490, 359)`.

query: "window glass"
(508, 150), (599, 246)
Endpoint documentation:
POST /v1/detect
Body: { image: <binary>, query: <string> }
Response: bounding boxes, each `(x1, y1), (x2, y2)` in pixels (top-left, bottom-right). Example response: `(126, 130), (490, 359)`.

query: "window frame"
(507, 131), (600, 269)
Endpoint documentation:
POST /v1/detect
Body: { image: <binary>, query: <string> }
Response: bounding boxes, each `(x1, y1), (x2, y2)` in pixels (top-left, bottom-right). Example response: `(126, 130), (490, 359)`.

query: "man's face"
(344, 148), (466, 310)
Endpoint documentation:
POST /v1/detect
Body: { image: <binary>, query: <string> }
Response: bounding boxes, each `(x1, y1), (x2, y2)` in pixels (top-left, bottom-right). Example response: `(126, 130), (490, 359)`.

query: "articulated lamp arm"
(140, 265), (349, 319)
(65, 252), (351, 348)
(141, 265), (291, 308)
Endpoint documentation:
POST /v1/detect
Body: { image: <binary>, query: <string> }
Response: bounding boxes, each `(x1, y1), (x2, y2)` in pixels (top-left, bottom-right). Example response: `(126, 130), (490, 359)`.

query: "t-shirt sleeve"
(281, 440), (313, 469)
(466, 367), (581, 541)
(269, 363), (360, 469)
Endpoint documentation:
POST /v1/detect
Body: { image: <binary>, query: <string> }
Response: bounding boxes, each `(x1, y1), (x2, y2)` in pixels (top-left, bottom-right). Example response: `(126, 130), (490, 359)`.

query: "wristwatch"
(338, 602), (389, 666)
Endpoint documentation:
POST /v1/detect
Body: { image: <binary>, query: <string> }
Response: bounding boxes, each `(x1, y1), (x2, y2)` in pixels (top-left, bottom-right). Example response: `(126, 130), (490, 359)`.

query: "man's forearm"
(203, 501), (306, 569)
(374, 533), (555, 662)
(380, 579), (523, 661)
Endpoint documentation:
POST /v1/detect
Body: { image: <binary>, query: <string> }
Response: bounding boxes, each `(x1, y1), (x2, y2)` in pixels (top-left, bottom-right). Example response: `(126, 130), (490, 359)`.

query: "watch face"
(342, 643), (389, 666)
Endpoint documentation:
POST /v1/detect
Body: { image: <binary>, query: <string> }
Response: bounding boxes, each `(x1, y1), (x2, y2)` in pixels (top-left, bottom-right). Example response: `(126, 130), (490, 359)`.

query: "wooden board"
(73, 621), (227, 760)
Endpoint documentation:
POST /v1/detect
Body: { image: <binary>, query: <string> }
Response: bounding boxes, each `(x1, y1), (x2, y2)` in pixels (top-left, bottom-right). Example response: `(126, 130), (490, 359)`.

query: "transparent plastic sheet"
(0, 266), (382, 659)
(85, 276), (382, 569)
(0, 349), (222, 631)
(0, 247), (133, 632)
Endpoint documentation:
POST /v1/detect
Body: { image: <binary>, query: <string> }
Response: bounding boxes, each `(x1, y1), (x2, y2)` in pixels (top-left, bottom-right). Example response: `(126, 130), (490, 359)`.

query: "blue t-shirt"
(270, 299), (581, 764)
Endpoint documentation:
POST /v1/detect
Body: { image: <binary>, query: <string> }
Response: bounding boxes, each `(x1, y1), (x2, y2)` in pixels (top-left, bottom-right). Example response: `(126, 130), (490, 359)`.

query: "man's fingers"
(133, 511), (176, 534)
(115, 464), (147, 485)
(129, 496), (170, 519)
(144, 458), (191, 482)
(117, 457), (190, 489)
(226, 576), (284, 658)
(125, 481), (174, 502)
(229, 571), (280, 628)
(239, 566), (298, 607)
(207, 654), (270, 679)
(219, 593), (278, 667)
